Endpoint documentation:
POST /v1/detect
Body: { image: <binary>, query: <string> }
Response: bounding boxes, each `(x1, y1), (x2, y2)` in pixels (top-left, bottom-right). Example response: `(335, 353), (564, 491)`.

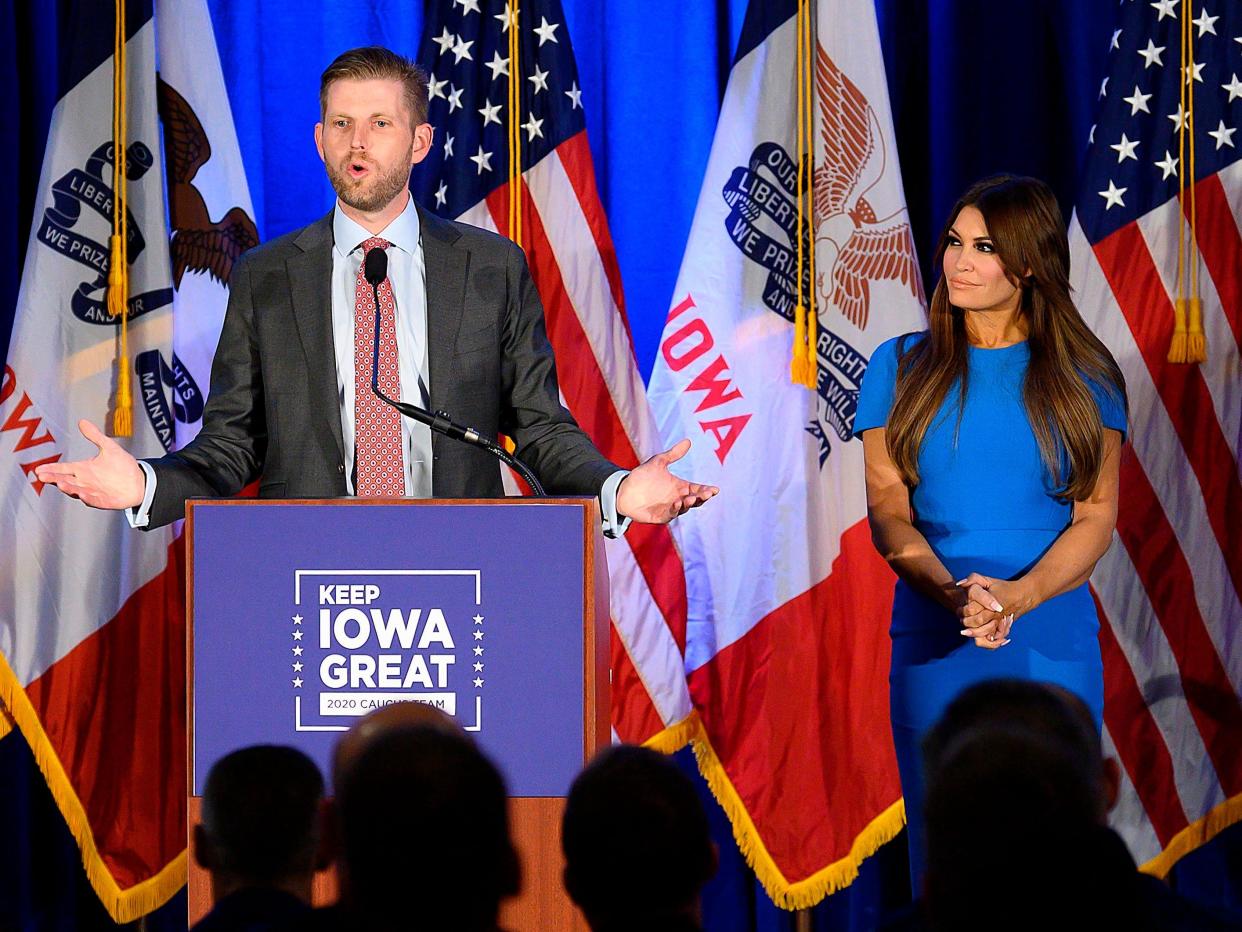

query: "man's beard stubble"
(326, 149), (414, 214)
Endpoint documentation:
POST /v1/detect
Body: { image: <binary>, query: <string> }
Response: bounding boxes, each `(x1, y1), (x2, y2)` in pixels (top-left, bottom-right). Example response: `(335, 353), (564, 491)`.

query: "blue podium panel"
(189, 500), (592, 798)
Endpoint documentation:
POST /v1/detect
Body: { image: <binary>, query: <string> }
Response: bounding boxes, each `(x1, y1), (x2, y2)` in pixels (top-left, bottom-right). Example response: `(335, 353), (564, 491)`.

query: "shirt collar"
(331, 192), (422, 259)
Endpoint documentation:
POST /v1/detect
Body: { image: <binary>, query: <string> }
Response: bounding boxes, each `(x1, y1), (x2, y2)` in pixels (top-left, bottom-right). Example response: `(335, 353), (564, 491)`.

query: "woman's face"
(942, 205), (1021, 314)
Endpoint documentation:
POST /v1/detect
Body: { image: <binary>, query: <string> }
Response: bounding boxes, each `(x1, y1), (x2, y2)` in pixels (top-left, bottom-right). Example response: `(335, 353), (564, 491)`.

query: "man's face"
(314, 77), (432, 214)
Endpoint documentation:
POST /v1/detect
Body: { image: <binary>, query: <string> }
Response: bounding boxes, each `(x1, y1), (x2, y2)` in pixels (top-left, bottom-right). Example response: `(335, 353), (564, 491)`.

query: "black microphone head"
(363, 247), (388, 286)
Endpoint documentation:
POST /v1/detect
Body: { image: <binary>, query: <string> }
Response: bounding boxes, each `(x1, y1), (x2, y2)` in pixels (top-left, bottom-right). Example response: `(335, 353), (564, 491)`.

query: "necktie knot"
(359, 236), (392, 254)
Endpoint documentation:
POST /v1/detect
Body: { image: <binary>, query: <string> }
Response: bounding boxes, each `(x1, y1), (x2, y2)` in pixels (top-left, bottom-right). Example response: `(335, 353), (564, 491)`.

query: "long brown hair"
(886, 175), (1126, 501)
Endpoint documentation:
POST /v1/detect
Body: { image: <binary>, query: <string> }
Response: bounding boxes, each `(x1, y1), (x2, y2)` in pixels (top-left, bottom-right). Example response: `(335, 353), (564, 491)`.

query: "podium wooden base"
(187, 796), (588, 931)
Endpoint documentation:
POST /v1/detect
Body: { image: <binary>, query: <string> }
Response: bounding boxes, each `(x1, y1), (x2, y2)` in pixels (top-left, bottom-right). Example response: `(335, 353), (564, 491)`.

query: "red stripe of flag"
(609, 625), (673, 744)
(1113, 448), (1242, 795)
(23, 536), (186, 889)
(1094, 588), (1190, 846)
(1184, 175), (1242, 353)
(1093, 227), (1242, 613)
(485, 179), (689, 652)
(553, 131), (632, 336)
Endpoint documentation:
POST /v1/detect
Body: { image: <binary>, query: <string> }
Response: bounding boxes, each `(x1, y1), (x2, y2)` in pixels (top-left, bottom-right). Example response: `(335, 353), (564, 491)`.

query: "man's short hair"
(562, 746), (715, 926)
(337, 725), (519, 929)
(199, 745), (324, 884)
(320, 46), (430, 125)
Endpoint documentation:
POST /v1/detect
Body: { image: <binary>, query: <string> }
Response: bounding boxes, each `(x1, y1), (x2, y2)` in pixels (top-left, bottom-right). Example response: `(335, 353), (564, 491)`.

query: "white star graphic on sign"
(447, 85), (464, 113)
(473, 614), (484, 624)
(434, 182), (448, 208)
(1168, 103), (1188, 130)
(529, 64), (550, 94)
(522, 114), (545, 140)
(292, 614), (303, 624)
(433, 27), (456, 56)
(1110, 28), (1122, 50)
(473, 629), (485, 640)
(451, 36), (475, 63)
(1123, 86), (1152, 115)
(1225, 74), (1242, 102)
(444, 132), (455, 157)
(1154, 150), (1179, 180)
(292, 629), (303, 640)
(293, 677), (303, 688)
(479, 99), (503, 127)
(494, 2), (516, 32)
(565, 81), (583, 109)
(293, 661), (304, 672)
(473, 677), (484, 687)
(534, 16), (560, 45)
(1111, 133), (1140, 163)
(470, 145), (494, 174)
(1099, 76), (1109, 99)
(485, 50), (509, 81)
(473, 662), (484, 672)
(1099, 180), (1127, 210)
(1208, 119), (1236, 149)
(454, 0), (480, 14)
(1150, 0), (1178, 22)
(473, 646), (484, 656)
(293, 645), (303, 656)
(1138, 39), (1165, 67)
(1185, 61), (1205, 84)
(428, 74), (447, 100)
(1193, 9), (1218, 37)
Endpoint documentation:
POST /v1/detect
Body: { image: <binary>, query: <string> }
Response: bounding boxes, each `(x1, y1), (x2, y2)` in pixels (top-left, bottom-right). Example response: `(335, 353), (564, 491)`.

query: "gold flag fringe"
(0, 652), (186, 923)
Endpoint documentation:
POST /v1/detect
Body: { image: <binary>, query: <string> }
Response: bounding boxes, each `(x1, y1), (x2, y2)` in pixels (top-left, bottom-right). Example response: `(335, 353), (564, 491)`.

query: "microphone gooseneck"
(363, 246), (545, 496)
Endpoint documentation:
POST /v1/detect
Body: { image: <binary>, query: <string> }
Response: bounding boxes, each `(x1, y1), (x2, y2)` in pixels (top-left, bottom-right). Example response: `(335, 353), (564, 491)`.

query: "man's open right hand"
(34, 419), (146, 510)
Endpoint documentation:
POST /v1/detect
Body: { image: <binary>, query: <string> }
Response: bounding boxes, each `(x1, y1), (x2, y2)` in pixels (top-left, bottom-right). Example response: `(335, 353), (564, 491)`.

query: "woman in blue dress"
(854, 175), (1128, 886)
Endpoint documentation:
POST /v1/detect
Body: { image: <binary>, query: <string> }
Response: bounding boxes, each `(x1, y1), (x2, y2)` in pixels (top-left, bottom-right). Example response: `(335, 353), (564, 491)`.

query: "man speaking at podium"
(37, 47), (716, 531)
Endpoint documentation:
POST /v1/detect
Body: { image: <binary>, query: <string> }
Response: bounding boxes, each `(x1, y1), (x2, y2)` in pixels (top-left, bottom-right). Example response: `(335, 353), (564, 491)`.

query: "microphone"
(363, 246), (545, 496)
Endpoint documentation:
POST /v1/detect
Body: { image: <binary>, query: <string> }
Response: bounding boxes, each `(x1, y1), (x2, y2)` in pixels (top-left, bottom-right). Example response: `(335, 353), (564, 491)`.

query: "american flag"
(1070, 0), (1241, 872)
(410, 0), (696, 746)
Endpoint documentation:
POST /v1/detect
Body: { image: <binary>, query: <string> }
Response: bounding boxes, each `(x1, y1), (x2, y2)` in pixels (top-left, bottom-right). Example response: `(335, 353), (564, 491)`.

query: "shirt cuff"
(599, 469), (632, 539)
(125, 460), (157, 529)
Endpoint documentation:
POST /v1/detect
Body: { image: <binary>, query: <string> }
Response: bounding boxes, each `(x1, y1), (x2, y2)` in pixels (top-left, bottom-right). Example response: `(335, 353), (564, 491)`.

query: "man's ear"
(1102, 757), (1122, 816)
(192, 824), (215, 870)
(316, 797), (340, 871)
(314, 122), (326, 163)
(410, 123), (435, 167)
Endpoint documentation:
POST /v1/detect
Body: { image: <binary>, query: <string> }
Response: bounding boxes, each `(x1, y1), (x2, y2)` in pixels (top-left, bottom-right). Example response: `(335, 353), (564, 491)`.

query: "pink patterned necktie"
(353, 237), (405, 496)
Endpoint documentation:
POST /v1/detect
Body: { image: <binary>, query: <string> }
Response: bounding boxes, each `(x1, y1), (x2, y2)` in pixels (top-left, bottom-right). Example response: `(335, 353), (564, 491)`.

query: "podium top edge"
(185, 497), (598, 509)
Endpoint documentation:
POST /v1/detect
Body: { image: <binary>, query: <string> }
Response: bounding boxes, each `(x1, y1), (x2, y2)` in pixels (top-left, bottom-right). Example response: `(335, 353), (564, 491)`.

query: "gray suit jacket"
(143, 205), (619, 528)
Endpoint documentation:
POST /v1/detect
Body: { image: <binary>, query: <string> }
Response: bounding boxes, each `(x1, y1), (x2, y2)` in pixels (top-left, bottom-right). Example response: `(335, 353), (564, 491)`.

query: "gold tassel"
(791, 303), (812, 384)
(110, 0), (133, 435)
(1185, 296), (1206, 363)
(1168, 297), (1188, 363)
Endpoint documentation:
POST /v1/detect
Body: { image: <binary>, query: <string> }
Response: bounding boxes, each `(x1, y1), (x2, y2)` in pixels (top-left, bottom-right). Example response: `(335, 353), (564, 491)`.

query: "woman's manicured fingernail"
(990, 600), (1004, 612)
(1001, 639), (1011, 646)
(960, 629), (971, 636)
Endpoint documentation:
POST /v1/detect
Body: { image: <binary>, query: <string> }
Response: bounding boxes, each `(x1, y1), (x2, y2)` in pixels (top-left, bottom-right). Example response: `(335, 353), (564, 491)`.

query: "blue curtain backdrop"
(3, 1), (1240, 929)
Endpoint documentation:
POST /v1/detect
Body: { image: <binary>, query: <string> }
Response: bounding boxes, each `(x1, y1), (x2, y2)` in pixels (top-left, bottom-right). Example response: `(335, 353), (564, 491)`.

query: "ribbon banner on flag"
(411, 0), (695, 748)
(647, 0), (926, 907)
(1070, 0), (1242, 874)
(0, 0), (254, 920)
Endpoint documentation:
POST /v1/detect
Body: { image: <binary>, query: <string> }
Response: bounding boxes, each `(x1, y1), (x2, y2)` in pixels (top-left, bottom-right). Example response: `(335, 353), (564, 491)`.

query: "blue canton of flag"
(1078, 0), (1242, 241)
(412, 0), (587, 216)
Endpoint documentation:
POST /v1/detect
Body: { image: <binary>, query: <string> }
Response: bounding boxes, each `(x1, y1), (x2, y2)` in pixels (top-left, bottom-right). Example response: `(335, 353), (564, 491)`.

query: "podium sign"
(189, 499), (602, 797)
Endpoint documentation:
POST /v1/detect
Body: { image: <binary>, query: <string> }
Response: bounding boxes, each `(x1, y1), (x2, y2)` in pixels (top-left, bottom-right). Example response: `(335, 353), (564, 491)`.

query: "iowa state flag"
(646, 0), (925, 906)
(0, 0), (254, 919)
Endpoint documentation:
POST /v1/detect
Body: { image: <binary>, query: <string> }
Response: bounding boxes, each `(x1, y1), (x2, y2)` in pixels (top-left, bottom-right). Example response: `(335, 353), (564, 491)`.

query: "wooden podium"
(186, 498), (609, 930)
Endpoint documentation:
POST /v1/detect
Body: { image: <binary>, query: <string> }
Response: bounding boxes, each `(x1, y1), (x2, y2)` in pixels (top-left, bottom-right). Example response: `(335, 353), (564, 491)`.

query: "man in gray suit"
(38, 47), (716, 531)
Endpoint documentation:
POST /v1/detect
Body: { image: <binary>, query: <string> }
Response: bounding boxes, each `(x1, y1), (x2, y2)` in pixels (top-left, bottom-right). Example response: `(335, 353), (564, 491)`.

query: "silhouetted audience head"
(195, 745), (326, 902)
(919, 680), (1125, 931)
(562, 745), (716, 932)
(333, 711), (520, 932)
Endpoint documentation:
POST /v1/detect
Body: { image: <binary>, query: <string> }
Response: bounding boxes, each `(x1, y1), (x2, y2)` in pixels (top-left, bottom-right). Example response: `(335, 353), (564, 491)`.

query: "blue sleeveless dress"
(854, 333), (1127, 884)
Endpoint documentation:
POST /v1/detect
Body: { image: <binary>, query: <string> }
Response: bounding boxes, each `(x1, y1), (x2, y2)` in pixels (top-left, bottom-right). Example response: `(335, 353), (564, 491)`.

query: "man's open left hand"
(616, 438), (718, 524)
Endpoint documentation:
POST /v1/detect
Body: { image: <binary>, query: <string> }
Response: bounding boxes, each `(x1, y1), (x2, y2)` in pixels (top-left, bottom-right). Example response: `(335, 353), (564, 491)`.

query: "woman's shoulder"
(871, 330), (928, 367)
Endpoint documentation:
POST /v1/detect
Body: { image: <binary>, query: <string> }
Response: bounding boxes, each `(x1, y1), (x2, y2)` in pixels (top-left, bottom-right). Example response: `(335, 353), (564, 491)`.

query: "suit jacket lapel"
(419, 204), (467, 422)
(287, 211), (344, 463)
